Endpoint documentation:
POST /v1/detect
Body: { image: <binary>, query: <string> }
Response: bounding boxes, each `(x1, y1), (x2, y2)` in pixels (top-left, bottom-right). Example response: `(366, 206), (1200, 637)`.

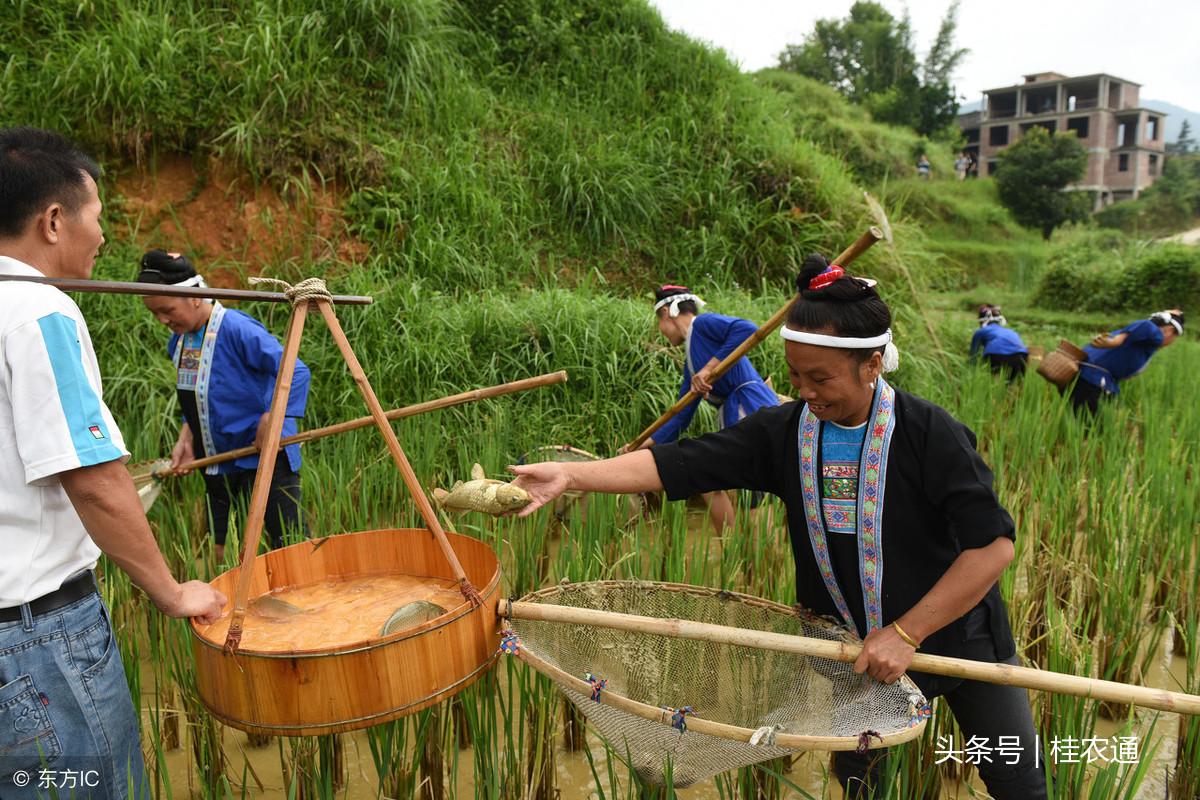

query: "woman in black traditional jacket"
(510, 256), (1046, 799)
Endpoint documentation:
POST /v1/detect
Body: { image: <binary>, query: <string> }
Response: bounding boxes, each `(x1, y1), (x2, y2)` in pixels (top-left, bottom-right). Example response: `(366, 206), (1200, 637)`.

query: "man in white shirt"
(0, 127), (225, 799)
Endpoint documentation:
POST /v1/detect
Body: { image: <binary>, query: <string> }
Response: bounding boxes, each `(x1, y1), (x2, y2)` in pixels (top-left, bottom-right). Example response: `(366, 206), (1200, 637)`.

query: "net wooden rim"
(509, 580), (930, 752)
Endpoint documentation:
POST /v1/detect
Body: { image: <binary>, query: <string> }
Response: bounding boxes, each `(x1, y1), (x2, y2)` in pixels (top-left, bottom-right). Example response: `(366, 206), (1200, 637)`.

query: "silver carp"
(432, 463), (532, 515)
(380, 600), (447, 636)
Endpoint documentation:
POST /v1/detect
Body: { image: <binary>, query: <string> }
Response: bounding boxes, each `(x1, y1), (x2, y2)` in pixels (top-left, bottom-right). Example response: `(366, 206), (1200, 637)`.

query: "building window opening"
(989, 126), (1009, 146)
(1149, 154), (1159, 176)
(1118, 154), (1129, 172)
(1066, 117), (1089, 139)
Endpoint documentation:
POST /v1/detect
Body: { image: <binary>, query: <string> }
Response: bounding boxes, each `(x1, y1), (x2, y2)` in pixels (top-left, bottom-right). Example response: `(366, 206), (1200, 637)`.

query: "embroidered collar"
(797, 378), (896, 634)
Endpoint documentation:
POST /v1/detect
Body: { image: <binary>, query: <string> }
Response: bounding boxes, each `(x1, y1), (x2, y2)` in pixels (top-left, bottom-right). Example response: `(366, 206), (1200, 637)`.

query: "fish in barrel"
(432, 463), (532, 515)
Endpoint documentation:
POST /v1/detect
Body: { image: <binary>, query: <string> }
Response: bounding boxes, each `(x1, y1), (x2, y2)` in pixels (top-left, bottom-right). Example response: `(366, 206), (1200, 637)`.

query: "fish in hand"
(432, 463), (532, 515)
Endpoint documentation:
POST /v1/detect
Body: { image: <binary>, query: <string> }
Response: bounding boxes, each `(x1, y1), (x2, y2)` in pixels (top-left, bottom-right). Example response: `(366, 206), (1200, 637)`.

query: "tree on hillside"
(1166, 120), (1196, 156)
(777, 1), (967, 137)
(994, 127), (1088, 240)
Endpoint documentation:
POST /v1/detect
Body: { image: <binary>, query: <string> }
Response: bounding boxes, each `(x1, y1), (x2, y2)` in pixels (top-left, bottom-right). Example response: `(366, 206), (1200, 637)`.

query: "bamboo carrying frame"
(184, 279), (508, 735)
(4, 274), (512, 733)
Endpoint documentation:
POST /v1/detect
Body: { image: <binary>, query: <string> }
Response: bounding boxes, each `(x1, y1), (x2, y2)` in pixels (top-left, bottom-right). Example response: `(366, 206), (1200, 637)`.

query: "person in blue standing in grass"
(621, 285), (779, 531)
(969, 304), (1029, 382)
(137, 250), (311, 561)
(1069, 309), (1184, 415)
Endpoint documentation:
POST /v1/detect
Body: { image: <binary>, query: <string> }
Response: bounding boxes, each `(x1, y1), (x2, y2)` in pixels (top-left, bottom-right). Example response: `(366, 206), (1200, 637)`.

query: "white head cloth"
(171, 274), (208, 289)
(979, 310), (1007, 327)
(1151, 311), (1183, 336)
(780, 325), (900, 372)
(653, 293), (706, 318)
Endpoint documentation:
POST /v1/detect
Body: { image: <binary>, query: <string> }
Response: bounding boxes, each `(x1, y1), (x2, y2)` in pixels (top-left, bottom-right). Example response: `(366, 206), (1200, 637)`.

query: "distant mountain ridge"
(957, 98), (1197, 145)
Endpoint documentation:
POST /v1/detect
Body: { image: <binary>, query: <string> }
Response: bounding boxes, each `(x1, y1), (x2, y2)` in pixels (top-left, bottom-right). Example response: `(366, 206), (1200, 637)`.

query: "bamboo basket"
(1036, 339), (1086, 388)
(191, 527), (500, 736)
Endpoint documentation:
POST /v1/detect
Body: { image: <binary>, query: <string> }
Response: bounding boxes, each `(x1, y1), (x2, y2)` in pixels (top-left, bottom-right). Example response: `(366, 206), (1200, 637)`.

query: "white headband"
(780, 325), (900, 372)
(172, 274), (208, 289)
(779, 326), (892, 348)
(653, 293), (706, 318)
(1151, 312), (1183, 336)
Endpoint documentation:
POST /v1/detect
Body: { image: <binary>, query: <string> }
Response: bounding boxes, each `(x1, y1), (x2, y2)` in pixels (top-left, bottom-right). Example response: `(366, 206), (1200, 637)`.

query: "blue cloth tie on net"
(498, 632), (521, 656)
(662, 706), (694, 733)
(584, 673), (607, 702)
(908, 700), (933, 728)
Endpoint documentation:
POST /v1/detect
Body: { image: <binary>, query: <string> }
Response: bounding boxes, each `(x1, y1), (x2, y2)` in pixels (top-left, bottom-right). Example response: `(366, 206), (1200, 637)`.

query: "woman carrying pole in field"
(511, 255), (1045, 798)
(969, 304), (1029, 382)
(1069, 309), (1184, 414)
(619, 285), (779, 531)
(137, 250), (310, 561)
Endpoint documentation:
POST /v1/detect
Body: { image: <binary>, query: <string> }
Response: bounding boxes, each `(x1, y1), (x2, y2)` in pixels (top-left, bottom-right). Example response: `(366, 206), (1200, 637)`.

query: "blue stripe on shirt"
(37, 312), (124, 466)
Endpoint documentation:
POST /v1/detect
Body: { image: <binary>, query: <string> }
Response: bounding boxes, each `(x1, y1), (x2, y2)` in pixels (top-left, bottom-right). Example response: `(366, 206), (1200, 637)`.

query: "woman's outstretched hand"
(508, 462), (572, 517)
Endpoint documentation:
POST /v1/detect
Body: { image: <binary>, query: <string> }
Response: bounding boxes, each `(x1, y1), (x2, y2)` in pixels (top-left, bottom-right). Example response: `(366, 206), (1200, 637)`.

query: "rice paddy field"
(81, 275), (1198, 800)
(4, 0), (1199, 797)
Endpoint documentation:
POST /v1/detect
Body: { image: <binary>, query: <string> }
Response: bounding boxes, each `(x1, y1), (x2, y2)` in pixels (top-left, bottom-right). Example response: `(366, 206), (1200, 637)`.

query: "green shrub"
(1033, 237), (1200, 312)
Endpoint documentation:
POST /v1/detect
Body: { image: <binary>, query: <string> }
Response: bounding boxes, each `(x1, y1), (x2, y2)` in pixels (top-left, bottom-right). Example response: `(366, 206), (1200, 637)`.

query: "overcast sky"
(647, 0), (1200, 111)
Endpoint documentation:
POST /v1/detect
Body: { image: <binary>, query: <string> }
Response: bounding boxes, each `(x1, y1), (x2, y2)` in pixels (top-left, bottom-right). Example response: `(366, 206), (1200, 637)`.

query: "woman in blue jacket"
(623, 284), (779, 530)
(969, 305), (1029, 382)
(138, 250), (311, 560)
(1070, 310), (1184, 414)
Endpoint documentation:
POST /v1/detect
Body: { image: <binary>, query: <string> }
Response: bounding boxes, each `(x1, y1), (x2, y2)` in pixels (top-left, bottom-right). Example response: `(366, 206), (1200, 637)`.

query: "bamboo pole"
(624, 227), (883, 450)
(313, 300), (480, 607)
(0, 275), (372, 305)
(223, 302), (309, 653)
(168, 371), (569, 474)
(504, 600), (1200, 716)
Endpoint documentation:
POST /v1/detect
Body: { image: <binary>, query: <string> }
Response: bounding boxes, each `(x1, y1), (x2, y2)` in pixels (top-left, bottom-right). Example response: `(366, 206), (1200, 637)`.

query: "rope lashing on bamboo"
(249, 276), (333, 306)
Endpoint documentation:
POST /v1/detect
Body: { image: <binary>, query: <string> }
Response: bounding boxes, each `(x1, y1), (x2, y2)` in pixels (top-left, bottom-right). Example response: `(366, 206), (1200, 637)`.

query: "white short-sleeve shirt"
(0, 256), (128, 606)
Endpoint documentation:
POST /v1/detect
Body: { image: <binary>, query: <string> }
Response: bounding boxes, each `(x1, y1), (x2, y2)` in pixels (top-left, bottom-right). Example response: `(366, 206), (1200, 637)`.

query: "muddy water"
(195, 575), (464, 651)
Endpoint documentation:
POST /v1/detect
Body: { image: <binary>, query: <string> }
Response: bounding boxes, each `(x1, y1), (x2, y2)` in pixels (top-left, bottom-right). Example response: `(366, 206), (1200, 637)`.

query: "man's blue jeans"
(0, 587), (146, 799)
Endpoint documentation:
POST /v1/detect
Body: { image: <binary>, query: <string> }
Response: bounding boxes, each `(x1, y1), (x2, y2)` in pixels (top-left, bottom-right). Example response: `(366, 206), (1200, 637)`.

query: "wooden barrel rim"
(192, 528), (502, 736)
(190, 568), (500, 658)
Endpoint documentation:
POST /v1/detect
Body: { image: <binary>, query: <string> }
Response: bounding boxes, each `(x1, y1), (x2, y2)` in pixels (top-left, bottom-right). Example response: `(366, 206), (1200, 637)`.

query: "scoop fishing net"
(503, 580), (929, 787)
(127, 458), (172, 512)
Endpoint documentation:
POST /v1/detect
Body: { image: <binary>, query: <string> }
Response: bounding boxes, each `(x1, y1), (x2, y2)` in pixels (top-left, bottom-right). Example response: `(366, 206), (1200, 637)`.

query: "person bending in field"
(137, 250), (311, 561)
(969, 304), (1029, 383)
(514, 255), (1045, 799)
(1069, 309), (1184, 415)
(621, 285), (779, 531)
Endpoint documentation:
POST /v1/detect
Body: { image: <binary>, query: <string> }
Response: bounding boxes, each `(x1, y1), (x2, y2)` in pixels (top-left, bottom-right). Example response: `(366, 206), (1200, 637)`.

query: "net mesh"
(507, 581), (929, 787)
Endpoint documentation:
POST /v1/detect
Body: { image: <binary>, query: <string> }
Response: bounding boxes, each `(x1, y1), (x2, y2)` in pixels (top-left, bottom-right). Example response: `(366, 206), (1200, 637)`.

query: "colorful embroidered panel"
(173, 302), (226, 476)
(175, 330), (204, 390)
(798, 379), (896, 633)
(821, 423), (867, 534)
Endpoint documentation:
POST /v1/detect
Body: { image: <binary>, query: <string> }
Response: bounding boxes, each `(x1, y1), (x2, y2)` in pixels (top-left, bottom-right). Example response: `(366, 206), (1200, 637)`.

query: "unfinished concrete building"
(959, 72), (1166, 209)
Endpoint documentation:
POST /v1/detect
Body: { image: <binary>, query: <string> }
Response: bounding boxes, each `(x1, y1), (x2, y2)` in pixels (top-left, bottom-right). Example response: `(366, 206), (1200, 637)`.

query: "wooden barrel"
(191, 527), (500, 736)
